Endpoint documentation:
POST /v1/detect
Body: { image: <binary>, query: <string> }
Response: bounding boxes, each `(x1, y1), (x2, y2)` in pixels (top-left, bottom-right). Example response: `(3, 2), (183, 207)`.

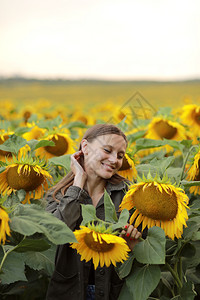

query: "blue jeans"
(86, 285), (95, 300)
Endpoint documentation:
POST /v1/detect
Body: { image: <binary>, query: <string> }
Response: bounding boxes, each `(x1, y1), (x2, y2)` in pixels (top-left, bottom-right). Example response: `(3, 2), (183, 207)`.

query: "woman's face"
(82, 134), (127, 179)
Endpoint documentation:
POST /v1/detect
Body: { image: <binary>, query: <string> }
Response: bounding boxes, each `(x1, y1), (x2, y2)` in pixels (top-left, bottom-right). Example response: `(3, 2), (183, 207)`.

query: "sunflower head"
(35, 129), (75, 159)
(0, 130), (15, 158)
(0, 206), (11, 244)
(146, 116), (187, 141)
(118, 153), (138, 180)
(119, 174), (189, 240)
(186, 147), (200, 195)
(71, 222), (130, 269)
(0, 154), (52, 204)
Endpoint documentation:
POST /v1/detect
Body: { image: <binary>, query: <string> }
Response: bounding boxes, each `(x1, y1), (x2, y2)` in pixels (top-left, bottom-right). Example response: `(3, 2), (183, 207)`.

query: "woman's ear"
(80, 139), (88, 155)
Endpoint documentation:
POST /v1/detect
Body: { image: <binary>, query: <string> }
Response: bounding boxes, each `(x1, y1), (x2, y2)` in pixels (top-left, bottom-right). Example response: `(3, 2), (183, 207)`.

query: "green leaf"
(117, 251), (135, 279)
(81, 204), (99, 225)
(135, 138), (188, 154)
(15, 126), (31, 136)
(66, 121), (88, 129)
(37, 115), (63, 130)
(22, 246), (56, 276)
(134, 227), (166, 264)
(48, 154), (71, 171)
(10, 204), (76, 244)
(125, 264), (161, 300)
(135, 138), (166, 152)
(0, 135), (27, 155)
(127, 130), (146, 144)
(0, 250), (27, 284)
(182, 241), (200, 268)
(111, 209), (129, 231)
(180, 242), (196, 258)
(27, 139), (55, 152)
(104, 189), (118, 223)
(180, 280), (196, 300)
(118, 282), (133, 300)
(166, 167), (182, 183)
(136, 164), (157, 178)
(14, 238), (51, 253)
(183, 218), (200, 241)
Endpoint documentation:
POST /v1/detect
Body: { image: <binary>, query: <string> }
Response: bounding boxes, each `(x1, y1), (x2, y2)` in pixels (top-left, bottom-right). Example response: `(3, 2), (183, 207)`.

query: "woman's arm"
(46, 151), (88, 230)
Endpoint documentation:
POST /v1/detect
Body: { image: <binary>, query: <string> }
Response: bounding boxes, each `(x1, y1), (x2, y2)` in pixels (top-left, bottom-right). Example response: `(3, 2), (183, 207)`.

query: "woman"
(46, 124), (141, 300)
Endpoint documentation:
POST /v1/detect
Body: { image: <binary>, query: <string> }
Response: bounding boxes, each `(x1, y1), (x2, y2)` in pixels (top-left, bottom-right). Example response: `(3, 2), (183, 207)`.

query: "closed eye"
(104, 148), (111, 153)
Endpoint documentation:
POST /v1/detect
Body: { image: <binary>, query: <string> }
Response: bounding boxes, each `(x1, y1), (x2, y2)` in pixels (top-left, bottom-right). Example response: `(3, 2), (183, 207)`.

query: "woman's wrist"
(73, 173), (87, 189)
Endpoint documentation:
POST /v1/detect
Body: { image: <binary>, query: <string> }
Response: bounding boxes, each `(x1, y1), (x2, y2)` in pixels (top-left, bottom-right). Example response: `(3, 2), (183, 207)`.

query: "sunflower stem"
(178, 257), (183, 285)
(0, 236), (26, 272)
(166, 262), (183, 289)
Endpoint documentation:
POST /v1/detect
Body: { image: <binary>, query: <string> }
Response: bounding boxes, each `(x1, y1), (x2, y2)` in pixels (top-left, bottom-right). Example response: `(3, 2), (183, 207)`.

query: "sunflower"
(145, 116), (187, 155)
(0, 156), (52, 204)
(186, 149), (200, 195)
(118, 153), (138, 181)
(146, 116), (187, 141)
(181, 104), (200, 141)
(71, 223), (130, 269)
(0, 206), (11, 244)
(0, 130), (16, 161)
(119, 175), (189, 240)
(70, 110), (96, 126)
(23, 123), (46, 141)
(35, 129), (75, 159)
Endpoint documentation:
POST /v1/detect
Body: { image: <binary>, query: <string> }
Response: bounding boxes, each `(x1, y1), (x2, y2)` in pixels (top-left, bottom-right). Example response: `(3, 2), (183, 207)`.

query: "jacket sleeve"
(46, 186), (89, 230)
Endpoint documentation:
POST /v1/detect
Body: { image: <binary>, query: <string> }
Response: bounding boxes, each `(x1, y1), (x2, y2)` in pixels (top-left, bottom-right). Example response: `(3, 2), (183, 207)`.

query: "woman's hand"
(120, 224), (142, 251)
(71, 150), (87, 188)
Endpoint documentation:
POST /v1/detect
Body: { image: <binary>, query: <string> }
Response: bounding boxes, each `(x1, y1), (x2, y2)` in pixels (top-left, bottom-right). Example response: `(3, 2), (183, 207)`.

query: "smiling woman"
(45, 123), (142, 300)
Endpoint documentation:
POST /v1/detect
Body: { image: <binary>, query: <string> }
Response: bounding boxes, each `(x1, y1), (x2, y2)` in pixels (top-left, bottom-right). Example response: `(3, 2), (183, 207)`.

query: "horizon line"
(0, 75), (200, 83)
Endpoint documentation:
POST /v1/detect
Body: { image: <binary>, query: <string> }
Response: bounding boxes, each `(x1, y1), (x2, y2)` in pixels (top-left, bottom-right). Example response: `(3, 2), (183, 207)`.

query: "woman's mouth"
(101, 162), (115, 171)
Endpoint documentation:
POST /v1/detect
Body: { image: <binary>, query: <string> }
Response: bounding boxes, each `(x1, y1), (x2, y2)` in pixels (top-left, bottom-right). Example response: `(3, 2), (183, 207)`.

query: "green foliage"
(0, 135), (27, 155)
(10, 204), (76, 244)
(119, 264), (161, 300)
(48, 154), (71, 171)
(134, 227), (166, 264)
(1, 102), (200, 298)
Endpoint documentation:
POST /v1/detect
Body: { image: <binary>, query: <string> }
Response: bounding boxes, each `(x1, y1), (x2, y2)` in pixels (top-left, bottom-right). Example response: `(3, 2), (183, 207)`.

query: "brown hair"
(51, 123), (128, 201)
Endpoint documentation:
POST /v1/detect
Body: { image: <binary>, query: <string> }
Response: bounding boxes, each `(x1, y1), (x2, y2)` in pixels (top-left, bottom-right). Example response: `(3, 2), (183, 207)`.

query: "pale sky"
(0, 0), (200, 80)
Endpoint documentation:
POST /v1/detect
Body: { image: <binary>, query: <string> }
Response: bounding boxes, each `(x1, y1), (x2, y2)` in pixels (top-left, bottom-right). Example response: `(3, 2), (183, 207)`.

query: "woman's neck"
(84, 174), (106, 198)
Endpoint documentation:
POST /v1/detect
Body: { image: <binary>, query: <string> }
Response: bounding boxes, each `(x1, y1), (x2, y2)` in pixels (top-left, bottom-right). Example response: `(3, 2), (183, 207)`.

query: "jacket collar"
(105, 180), (128, 195)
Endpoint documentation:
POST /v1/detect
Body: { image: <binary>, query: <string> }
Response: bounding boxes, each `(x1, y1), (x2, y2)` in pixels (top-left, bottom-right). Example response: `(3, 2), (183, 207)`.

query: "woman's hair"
(51, 124), (128, 201)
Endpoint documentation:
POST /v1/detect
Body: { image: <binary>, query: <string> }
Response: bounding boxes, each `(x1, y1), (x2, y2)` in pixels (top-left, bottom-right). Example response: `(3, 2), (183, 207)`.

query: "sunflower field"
(0, 92), (200, 300)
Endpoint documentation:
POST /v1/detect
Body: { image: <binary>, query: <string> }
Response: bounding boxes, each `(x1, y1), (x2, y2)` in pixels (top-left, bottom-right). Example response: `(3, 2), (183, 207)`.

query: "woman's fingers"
(120, 224), (142, 250)
(121, 224), (141, 240)
(70, 151), (84, 174)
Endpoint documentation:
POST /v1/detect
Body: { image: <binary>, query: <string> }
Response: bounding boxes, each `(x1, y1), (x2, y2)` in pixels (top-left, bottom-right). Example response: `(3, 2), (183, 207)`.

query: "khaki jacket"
(45, 181), (129, 300)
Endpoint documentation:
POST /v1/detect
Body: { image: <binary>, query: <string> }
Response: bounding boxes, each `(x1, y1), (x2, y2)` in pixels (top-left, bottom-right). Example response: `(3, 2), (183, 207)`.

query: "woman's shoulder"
(106, 179), (133, 193)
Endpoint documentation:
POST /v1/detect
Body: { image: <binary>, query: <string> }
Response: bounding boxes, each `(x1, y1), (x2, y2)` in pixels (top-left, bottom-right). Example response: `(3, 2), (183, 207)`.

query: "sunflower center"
(6, 165), (44, 191)
(133, 185), (178, 220)
(24, 111), (31, 123)
(153, 120), (177, 139)
(119, 156), (131, 171)
(78, 116), (88, 124)
(0, 135), (12, 157)
(192, 110), (200, 125)
(84, 232), (114, 252)
(118, 112), (126, 121)
(44, 136), (68, 156)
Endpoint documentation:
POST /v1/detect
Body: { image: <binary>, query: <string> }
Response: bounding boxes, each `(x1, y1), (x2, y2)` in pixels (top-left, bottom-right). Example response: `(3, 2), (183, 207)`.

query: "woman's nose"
(109, 153), (118, 163)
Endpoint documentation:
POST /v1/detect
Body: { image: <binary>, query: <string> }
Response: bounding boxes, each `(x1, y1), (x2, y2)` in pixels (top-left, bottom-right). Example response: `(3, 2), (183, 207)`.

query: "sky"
(0, 0), (200, 80)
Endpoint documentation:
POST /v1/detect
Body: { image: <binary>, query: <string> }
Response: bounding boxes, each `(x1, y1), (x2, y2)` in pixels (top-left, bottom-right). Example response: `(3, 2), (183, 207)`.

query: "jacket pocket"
(46, 270), (80, 300)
